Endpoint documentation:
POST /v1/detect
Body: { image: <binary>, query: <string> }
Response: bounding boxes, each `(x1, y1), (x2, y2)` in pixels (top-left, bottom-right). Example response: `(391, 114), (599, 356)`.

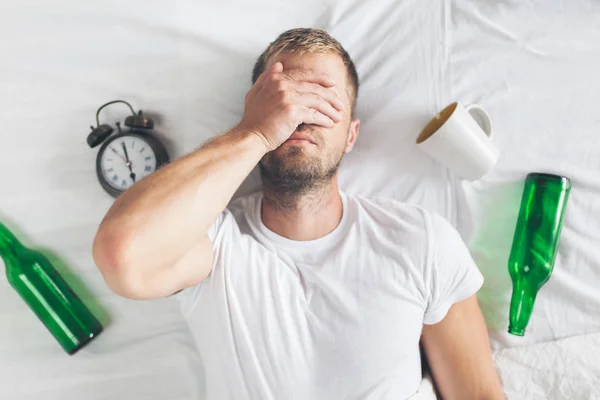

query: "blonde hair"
(252, 28), (359, 113)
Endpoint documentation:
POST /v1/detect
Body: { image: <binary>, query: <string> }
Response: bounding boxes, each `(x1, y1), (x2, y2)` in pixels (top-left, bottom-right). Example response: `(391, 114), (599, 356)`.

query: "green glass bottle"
(0, 222), (103, 354)
(508, 173), (571, 336)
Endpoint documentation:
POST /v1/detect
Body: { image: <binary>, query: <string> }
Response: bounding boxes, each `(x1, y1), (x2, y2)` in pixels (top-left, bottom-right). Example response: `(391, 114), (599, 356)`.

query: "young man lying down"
(93, 28), (505, 400)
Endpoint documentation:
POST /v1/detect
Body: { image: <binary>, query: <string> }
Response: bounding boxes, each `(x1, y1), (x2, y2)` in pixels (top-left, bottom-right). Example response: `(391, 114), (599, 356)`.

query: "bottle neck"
(508, 279), (539, 336)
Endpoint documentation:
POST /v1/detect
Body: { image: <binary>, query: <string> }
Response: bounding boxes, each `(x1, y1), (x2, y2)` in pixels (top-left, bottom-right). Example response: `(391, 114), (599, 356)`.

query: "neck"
(261, 179), (343, 241)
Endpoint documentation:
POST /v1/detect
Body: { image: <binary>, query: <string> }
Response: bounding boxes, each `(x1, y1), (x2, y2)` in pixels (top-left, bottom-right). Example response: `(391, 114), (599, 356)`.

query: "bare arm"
(421, 295), (505, 400)
(92, 62), (344, 299)
(92, 130), (266, 299)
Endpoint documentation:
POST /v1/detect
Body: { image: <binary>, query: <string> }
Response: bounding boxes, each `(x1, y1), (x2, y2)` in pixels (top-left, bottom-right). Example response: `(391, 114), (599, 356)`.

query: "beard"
(259, 139), (345, 197)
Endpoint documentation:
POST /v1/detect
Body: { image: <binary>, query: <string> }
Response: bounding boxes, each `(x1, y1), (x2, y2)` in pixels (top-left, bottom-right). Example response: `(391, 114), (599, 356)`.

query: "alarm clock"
(87, 100), (169, 197)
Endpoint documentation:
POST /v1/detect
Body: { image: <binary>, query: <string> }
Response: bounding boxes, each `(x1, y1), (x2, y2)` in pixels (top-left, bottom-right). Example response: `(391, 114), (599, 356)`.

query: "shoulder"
(345, 194), (437, 258)
(206, 192), (260, 241)
(228, 191), (261, 213)
(347, 194), (430, 229)
(226, 191), (261, 223)
(347, 194), (462, 249)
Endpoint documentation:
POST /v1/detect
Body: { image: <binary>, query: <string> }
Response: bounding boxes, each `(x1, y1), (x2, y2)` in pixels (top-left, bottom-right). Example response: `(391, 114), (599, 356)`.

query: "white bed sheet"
(451, 0), (600, 349)
(0, 0), (599, 399)
(493, 331), (600, 399)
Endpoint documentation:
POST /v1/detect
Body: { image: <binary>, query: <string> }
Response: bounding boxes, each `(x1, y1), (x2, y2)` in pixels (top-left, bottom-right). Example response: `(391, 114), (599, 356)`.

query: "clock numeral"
(121, 179), (127, 187)
(107, 168), (114, 172)
(131, 141), (135, 149)
(145, 165), (152, 172)
(144, 156), (152, 161)
(106, 158), (113, 162)
(139, 147), (146, 153)
(112, 175), (118, 182)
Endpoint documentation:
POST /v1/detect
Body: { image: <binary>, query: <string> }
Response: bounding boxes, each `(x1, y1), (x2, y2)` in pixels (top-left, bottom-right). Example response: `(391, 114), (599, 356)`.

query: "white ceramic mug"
(416, 102), (499, 181)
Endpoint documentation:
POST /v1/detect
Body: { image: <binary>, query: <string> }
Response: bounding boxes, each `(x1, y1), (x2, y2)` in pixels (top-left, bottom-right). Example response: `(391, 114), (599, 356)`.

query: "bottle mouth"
(526, 173), (571, 189)
(508, 325), (525, 336)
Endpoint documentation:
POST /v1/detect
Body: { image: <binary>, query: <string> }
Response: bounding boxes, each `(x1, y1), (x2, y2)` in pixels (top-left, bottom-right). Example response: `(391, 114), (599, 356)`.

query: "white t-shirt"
(177, 192), (483, 400)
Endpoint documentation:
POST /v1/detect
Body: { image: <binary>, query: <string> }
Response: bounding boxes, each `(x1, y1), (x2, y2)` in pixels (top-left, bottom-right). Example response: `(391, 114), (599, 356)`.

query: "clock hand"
(110, 147), (127, 163)
(121, 142), (136, 183)
(121, 142), (131, 164)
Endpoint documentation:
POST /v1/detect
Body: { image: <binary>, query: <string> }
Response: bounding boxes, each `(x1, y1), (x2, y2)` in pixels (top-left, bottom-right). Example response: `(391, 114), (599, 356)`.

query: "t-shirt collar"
(249, 192), (350, 253)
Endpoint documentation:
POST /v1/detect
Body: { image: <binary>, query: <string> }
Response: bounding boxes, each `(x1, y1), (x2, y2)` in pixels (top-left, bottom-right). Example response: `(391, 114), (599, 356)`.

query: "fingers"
(252, 63), (343, 132)
(296, 106), (335, 128)
(271, 62), (284, 73)
(293, 81), (344, 111)
(254, 62), (284, 86)
(258, 64), (335, 93)
(296, 93), (343, 123)
(282, 68), (336, 88)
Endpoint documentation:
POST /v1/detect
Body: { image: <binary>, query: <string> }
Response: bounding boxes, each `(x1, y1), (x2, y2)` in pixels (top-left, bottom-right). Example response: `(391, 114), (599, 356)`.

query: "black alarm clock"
(87, 100), (169, 197)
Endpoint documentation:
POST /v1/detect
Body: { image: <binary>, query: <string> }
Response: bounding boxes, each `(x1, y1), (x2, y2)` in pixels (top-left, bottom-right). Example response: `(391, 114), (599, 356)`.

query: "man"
(93, 28), (504, 399)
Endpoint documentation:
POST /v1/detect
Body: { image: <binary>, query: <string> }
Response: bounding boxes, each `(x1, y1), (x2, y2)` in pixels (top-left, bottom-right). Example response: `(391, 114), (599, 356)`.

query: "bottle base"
(67, 326), (104, 355)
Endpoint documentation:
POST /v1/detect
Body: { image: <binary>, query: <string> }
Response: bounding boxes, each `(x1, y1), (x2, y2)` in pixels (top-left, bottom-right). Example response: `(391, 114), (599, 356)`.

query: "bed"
(1, 0), (599, 398)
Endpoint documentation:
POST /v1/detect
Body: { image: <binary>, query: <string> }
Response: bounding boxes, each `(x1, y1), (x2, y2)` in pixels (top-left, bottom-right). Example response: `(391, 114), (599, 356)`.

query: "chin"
(275, 142), (314, 157)
(278, 152), (314, 169)
(262, 144), (315, 168)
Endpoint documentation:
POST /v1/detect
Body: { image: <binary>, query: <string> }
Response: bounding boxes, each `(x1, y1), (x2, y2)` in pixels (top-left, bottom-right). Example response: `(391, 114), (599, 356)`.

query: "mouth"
(285, 138), (315, 145)
(285, 130), (317, 145)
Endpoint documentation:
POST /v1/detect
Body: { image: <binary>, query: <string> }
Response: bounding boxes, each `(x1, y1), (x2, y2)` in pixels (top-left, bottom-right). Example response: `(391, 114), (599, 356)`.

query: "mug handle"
(466, 104), (493, 138)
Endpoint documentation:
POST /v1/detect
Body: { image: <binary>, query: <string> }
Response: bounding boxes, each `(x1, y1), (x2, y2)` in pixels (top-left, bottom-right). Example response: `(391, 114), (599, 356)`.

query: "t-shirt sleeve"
(422, 213), (484, 325)
(207, 210), (229, 242)
(175, 210), (234, 312)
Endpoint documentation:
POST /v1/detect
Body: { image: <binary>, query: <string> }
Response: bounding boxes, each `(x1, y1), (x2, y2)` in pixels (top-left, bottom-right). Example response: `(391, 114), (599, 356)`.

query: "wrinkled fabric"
(177, 193), (482, 399)
(1, 0), (599, 399)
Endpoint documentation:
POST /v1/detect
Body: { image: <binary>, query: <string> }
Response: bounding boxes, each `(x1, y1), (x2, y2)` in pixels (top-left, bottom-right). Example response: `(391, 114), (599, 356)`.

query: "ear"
(344, 118), (360, 153)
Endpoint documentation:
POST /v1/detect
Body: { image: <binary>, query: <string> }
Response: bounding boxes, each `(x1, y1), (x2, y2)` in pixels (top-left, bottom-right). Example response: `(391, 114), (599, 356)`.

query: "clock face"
(99, 135), (158, 191)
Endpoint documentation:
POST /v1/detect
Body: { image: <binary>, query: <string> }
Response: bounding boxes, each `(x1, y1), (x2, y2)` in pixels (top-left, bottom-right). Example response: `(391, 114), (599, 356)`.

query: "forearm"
(93, 62), (342, 298)
(93, 126), (266, 277)
(422, 296), (505, 400)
